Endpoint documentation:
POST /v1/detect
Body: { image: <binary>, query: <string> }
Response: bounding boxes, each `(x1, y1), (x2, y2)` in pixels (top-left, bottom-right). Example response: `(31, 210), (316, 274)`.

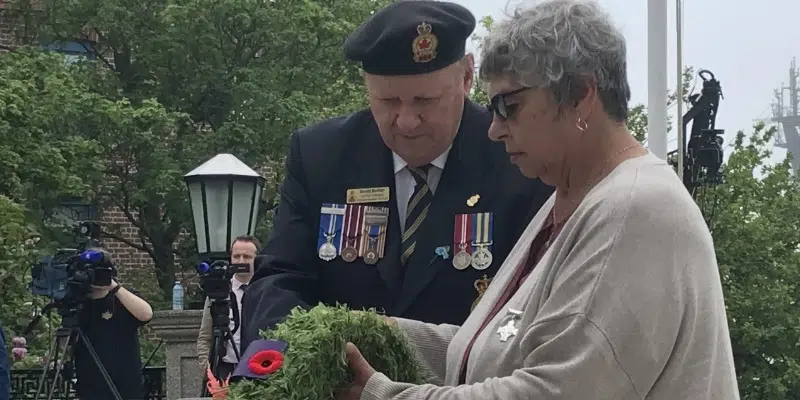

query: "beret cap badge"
(412, 22), (438, 63)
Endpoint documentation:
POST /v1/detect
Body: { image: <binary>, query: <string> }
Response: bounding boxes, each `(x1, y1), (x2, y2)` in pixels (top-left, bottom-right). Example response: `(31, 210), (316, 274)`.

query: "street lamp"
(52, 197), (96, 226)
(184, 153), (265, 261)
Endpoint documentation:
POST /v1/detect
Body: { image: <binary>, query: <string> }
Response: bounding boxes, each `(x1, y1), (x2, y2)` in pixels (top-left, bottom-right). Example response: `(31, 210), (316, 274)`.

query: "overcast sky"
(453, 0), (800, 162)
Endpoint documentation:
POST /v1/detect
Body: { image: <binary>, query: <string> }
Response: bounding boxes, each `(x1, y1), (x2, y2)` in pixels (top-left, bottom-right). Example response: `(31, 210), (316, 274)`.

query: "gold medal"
(471, 275), (492, 311)
(364, 250), (379, 265)
(361, 207), (389, 265)
(341, 247), (358, 262)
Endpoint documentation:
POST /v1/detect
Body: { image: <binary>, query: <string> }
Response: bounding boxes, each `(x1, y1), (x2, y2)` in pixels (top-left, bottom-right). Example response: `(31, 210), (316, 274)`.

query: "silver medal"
(318, 241), (337, 261)
(452, 250), (471, 270)
(497, 308), (523, 342)
(471, 246), (492, 270)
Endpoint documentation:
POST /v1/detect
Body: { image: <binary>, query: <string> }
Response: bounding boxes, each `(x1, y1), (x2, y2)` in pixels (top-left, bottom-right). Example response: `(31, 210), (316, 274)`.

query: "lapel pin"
(466, 194), (480, 207)
(435, 246), (450, 259)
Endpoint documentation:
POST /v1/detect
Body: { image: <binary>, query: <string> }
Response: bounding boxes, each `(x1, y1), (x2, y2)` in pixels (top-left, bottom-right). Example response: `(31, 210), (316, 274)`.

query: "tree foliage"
(703, 125), (800, 398)
(3, 0), (392, 297)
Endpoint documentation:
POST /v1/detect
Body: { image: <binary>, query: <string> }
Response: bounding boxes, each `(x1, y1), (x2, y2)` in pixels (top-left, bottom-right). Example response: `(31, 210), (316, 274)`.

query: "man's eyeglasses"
(487, 87), (532, 120)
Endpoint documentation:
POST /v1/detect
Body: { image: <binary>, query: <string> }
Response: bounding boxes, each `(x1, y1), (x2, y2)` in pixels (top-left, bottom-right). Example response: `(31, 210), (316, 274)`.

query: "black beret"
(343, 1), (476, 76)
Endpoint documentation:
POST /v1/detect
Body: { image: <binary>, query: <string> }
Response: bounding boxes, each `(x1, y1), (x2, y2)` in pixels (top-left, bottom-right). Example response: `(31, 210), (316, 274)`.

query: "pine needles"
(228, 304), (427, 400)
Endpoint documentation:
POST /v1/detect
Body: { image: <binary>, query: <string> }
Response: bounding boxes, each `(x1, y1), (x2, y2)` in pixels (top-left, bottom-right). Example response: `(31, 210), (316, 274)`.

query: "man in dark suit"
(241, 0), (553, 350)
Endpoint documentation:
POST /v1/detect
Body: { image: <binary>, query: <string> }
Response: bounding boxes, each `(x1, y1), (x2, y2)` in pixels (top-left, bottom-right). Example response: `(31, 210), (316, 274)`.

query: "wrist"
(109, 283), (122, 296)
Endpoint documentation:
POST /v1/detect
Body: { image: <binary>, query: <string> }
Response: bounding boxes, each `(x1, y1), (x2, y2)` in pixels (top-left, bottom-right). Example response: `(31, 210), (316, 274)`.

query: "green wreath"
(226, 304), (427, 399)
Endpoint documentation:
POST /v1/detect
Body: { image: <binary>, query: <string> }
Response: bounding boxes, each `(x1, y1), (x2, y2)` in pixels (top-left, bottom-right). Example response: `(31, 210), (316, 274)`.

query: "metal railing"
(9, 366), (166, 400)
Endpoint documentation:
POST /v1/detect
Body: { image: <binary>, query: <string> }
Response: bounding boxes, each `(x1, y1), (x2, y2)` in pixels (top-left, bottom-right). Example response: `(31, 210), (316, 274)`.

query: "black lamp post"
(184, 153), (265, 261)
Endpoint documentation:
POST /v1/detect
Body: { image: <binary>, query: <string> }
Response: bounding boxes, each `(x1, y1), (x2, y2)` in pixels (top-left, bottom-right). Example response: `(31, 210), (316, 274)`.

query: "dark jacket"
(241, 99), (553, 350)
(0, 322), (10, 400)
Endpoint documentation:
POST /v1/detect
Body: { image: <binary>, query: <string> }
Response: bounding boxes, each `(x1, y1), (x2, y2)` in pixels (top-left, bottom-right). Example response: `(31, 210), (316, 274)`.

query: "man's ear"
(461, 53), (475, 94)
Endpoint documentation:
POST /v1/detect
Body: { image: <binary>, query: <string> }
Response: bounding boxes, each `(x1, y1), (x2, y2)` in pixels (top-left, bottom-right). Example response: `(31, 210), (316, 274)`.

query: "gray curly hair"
(479, 0), (631, 122)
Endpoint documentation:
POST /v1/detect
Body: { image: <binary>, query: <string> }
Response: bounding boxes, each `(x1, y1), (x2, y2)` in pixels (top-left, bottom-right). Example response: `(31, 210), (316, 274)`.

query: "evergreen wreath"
(227, 304), (427, 399)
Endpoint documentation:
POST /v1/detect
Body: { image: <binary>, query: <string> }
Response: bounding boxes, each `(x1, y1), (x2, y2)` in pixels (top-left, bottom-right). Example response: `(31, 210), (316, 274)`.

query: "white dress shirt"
(392, 146), (451, 231)
(223, 276), (247, 364)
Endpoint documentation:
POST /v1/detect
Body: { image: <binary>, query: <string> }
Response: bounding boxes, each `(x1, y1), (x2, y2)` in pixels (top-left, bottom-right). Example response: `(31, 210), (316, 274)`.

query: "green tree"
(5, 0), (393, 297)
(0, 46), (182, 363)
(703, 125), (800, 398)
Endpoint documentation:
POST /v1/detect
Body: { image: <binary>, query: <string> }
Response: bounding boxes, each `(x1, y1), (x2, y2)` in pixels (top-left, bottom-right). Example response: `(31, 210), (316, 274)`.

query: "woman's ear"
(573, 75), (599, 124)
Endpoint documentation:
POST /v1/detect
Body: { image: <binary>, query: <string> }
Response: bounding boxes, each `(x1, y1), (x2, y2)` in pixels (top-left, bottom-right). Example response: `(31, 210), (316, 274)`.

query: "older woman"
(338, 0), (739, 399)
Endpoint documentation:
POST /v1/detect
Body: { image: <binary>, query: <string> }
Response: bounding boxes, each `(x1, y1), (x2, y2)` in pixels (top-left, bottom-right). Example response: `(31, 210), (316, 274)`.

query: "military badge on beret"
(412, 22), (438, 63)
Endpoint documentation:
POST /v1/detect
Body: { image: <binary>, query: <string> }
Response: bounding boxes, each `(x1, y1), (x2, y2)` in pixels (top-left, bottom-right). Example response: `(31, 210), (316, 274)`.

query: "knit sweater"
(362, 153), (739, 399)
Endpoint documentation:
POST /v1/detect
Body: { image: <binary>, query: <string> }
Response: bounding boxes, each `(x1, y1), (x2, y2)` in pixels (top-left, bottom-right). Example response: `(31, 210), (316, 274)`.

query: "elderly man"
(241, 0), (553, 350)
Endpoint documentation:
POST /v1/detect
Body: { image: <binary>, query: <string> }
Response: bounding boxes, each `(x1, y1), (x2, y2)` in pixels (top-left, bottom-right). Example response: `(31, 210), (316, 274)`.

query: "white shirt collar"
(232, 275), (249, 290)
(392, 145), (451, 174)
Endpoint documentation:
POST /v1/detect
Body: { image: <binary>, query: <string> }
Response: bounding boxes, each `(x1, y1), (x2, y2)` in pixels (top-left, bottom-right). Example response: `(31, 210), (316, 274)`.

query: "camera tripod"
(201, 295), (241, 397)
(34, 302), (122, 400)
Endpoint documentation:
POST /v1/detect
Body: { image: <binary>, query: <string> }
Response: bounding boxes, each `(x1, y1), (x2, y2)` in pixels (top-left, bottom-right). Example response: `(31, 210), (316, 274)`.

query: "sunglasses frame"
(487, 87), (532, 120)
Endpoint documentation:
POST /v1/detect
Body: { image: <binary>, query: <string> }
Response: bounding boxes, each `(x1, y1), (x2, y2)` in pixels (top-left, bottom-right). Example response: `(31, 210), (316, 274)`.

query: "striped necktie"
(401, 164), (432, 265)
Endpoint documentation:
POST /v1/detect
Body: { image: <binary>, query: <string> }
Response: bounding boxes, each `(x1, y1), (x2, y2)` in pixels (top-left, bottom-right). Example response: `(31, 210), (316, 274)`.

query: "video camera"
(196, 260), (250, 300)
(29, 221), (115, 305)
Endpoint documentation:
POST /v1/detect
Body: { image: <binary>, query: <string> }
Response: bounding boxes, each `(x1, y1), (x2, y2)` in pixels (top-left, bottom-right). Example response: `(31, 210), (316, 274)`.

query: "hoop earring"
(576, 117), (588, 132)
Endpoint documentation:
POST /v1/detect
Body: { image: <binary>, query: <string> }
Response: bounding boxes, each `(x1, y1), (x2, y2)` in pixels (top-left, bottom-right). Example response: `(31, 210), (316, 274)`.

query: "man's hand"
(335, 343), (377, 400)
(90, 279), (118, 291)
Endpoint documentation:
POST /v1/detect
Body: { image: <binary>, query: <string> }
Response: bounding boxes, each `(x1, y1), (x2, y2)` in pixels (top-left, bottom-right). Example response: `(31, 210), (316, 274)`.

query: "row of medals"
(318, 234), (378, 264)
(320, 236), (493, 270)
(453, 243), (493, 271)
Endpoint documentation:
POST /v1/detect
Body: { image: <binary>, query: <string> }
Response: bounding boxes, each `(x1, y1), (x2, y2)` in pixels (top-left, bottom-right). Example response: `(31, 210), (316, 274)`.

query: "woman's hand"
(336, 343), (377, 400)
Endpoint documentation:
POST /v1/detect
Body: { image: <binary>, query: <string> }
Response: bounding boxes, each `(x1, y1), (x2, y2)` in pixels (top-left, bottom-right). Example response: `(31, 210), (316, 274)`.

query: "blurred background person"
(197, 235), (260, 379)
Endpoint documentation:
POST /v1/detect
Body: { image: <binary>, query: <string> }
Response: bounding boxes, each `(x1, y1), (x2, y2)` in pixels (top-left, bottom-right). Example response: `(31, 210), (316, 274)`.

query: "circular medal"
(471, 247), (493, 270)
(341, 247), (358, 263)
(364, 250), (379, 265)
(318, 242), (337, 261)
(452, 250), (471, 270)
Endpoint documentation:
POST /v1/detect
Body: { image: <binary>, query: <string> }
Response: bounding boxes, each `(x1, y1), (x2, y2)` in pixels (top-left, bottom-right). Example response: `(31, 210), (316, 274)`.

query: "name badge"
(347, 187), (390, 204)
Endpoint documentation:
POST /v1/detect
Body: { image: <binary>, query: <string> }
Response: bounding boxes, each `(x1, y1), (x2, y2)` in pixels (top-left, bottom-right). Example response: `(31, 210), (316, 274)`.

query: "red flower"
(248, 349), (284, 375)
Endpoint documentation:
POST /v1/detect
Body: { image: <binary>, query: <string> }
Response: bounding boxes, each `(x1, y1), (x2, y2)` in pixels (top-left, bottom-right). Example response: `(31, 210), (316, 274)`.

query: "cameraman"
(196, 235), (260, 378)
(73, 249), (153, 400)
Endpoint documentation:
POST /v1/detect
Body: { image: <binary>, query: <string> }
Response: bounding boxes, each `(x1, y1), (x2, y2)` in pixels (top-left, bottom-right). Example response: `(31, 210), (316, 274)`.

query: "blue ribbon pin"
(435, 246), (450, 259)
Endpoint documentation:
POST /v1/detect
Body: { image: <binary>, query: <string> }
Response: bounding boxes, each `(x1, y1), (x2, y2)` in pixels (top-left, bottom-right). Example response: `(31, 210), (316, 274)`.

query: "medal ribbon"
(471, 212), (493, 250)
(359, 206), (388, 257)
(317, 203), (345, 253)
(366, 224), (380, 256)
(377, 224), (387, 258)
(342, 205), (364, 254)
(453, 214), (472, 254)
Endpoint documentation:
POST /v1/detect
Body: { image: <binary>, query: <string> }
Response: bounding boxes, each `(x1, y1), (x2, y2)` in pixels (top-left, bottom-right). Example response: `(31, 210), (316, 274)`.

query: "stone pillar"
(150, 310), (204, 400)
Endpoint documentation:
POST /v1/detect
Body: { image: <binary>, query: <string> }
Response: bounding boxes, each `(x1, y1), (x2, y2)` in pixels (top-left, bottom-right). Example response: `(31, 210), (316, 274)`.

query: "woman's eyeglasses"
(487, 87), (532, 120)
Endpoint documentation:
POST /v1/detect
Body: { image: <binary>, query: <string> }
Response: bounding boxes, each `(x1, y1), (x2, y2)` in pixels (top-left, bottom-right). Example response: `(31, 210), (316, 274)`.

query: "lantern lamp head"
(184, 154), (265, 261)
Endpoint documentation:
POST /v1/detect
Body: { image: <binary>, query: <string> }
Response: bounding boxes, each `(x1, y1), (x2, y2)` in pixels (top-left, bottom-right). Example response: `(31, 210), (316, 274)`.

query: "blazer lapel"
(392, 101), (496, 315)
(340, 118), (405, 296)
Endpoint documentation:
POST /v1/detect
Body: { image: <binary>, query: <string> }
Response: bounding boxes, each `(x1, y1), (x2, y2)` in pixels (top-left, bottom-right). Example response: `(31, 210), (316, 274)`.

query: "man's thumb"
(345, 342), (367, 369)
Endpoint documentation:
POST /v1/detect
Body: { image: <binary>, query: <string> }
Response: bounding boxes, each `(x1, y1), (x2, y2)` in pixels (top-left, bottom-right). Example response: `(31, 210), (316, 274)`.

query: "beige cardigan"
(363, 153), (739, 399)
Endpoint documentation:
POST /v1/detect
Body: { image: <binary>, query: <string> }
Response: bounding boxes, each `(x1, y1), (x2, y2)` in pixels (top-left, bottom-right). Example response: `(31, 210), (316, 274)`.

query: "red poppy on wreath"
(248, 349), (284, 375)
